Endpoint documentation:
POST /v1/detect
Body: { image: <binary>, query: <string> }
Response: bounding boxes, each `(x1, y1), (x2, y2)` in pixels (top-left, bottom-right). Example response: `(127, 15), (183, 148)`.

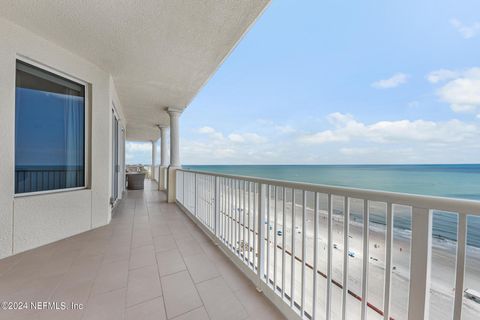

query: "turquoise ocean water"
(184, 164), (480, 247)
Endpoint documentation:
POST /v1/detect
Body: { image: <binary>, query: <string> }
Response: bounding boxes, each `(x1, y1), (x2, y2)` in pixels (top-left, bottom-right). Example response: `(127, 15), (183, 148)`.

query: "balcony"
(0, 180), (285, 320)
(0, 3), (479, 319)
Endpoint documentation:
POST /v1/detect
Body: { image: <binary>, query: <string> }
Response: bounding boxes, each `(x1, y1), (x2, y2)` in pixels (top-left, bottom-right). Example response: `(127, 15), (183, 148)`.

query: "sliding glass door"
(111, 109), (119, 204)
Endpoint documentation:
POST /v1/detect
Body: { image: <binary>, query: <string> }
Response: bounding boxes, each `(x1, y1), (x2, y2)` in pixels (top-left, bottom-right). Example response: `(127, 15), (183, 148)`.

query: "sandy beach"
(205, 185), (480, 320)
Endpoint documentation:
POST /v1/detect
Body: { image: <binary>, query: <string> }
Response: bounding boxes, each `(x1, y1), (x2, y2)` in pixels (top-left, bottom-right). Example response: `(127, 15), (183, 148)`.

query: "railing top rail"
(177, 168), (480, 215)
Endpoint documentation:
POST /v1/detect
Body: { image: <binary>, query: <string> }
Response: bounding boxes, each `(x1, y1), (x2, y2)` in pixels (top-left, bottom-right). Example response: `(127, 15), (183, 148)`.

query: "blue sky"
(127, 0), (480, 165)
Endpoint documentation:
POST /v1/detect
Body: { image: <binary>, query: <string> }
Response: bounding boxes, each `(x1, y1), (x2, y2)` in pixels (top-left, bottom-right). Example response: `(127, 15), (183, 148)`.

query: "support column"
(151, 140), (156, 181)
(167, 108), (182, 202)
(157, 125), (168, 191)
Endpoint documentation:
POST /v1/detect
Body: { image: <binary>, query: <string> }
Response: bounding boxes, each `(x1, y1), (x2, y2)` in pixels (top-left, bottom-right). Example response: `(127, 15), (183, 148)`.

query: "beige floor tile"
(0, 254), (23, 276)
(183, 253), (220, 283)
(104, 245), (131, 264)
(125, 297), (166, 320)
(91, 259), (129, 296)
(126, 265), (162, 307)
(83, 288), (125, 320)
(171, 307), (210, 320)
(161, 270), (202, 319)
(156, 249), (186, 276)
(234, 286), (286, 320)
(131, 230), (153, 248)
(196, 277), (248, 320)
(153, 235), (177, 252)
(175, 239), (204, 258)
(216, 259), (255, 293)
(151, 225), (172, 237)
(129, 244), (156, 269)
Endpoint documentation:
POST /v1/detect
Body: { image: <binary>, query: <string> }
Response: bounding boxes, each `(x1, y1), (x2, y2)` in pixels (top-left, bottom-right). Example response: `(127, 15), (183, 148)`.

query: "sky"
(127, 0), (480, 165)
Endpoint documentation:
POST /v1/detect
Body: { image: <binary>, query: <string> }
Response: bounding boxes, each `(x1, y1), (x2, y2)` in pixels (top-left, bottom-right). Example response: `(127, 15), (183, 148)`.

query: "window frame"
(14, 55), (90, 197)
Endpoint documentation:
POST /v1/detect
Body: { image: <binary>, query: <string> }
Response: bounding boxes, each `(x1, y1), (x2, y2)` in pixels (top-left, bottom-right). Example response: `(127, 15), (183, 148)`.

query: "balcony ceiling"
(0, 0), (269, 141)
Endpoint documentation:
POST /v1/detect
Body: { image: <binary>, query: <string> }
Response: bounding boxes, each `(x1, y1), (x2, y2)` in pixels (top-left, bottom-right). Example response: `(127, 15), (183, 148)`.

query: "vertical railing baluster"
(267, 185), (271, 286)
(361, 200), (370, 320)
(301, 190), (307, 317)
(243, 180), (247, 263)
(231, 179), (234, 250)
(211, 176), (213, 229)
(233, 179), (237, 252)
(211, 176), (214, 229)
(282, 187), (287, 300)
(182, 170), (185, 205)
(258, 183), (266, 287)
(248, 182), (252, 266)
(226, 178), (229, 246)
(223, 178), (227, 243)
(291, 189), (296, 308)
(236, 180), (240, 255)
(220, 177), (223, 240)
(453, 213), (467, 320)
(408, 207), (432, 320)
(253, 183), (257, 271)
(326, 194), (333, 320)
(313, 192), (319, 320)
(214, 176), (219, 237)
(384, 203), (393, 320)
(229, 179), (232, 248)
(342, 197), (350, 320)
(274, 186), (278, 292)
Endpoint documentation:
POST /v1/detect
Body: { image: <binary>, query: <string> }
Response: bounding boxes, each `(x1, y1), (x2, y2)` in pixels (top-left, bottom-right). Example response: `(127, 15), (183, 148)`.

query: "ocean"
(184, 164), (480, 247)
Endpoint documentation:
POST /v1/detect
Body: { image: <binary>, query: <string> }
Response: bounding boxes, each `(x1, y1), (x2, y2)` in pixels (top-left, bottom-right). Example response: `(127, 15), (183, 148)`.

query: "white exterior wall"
(0, 18), (126, 258)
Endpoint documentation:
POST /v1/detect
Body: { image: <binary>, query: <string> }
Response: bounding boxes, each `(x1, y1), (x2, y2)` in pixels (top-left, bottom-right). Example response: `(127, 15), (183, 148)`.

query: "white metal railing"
(175, 169), (480, 320)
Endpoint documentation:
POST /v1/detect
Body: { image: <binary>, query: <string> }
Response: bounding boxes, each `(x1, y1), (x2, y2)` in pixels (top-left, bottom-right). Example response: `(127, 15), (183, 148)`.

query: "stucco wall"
(0, 18), (125, 258)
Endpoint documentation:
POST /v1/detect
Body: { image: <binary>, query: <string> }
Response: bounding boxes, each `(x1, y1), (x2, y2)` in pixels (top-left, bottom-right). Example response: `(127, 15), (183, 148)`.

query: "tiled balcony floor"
(0, 180), (285, 320)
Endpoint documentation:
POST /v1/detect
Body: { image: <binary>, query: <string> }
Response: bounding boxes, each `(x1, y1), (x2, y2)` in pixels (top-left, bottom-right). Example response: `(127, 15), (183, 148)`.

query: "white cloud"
(426, 69), (459, 83)
(197, 126), (224, 140)
(228, 133), (267, 144)
(198, 126), (215, 134)
(327, 112), (355, 126)
(126, 142), (151, 152)
(299, 113), (478, 145)
(274, 125), (296, 134)
(125, 142), (152, 164)
(227, 133), (245, 143)
(450, 18), (480, 39)
(372, 73), (408, 89)
(182, 116), (480, 164)
(428, 67), (480, 115)
(299, 130), (350, 144)
(340, 147), (377, 156)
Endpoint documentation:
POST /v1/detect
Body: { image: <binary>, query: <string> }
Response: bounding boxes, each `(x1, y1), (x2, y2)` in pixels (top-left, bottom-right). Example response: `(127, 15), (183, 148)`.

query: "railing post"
(257, 183), (266, 292)
(214, 176), (220, 238)
(194, 173), (197, 216)
(453, 213), (467, 320)
(408, 207), (432, 320)
(383, 202), (393, 320)
(182, 170), (185, 204)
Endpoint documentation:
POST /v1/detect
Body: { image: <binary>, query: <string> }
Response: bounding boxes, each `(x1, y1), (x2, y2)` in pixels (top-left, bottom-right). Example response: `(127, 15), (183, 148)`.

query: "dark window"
(15, 60), (85, 194)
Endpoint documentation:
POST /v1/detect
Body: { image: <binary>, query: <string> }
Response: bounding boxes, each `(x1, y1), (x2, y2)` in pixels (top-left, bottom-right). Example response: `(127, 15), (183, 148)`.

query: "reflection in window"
(15, 60), (85, 194)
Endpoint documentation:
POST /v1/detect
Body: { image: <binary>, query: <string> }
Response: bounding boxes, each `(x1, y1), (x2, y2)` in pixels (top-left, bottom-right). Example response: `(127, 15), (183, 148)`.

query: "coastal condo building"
(0, 1), (478, 320)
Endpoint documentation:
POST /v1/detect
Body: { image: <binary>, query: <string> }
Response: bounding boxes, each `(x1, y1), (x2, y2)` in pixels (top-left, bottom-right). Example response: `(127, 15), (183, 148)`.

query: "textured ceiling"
(0, 0), (269, 141)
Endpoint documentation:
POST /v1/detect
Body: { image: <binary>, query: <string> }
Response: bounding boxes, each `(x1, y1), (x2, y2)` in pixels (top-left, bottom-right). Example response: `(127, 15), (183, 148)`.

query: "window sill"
(14, 186), (88, 198)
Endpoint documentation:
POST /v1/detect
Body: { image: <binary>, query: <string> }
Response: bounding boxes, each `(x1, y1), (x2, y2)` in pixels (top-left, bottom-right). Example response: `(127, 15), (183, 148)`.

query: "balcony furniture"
(126, 172), (145, 190)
